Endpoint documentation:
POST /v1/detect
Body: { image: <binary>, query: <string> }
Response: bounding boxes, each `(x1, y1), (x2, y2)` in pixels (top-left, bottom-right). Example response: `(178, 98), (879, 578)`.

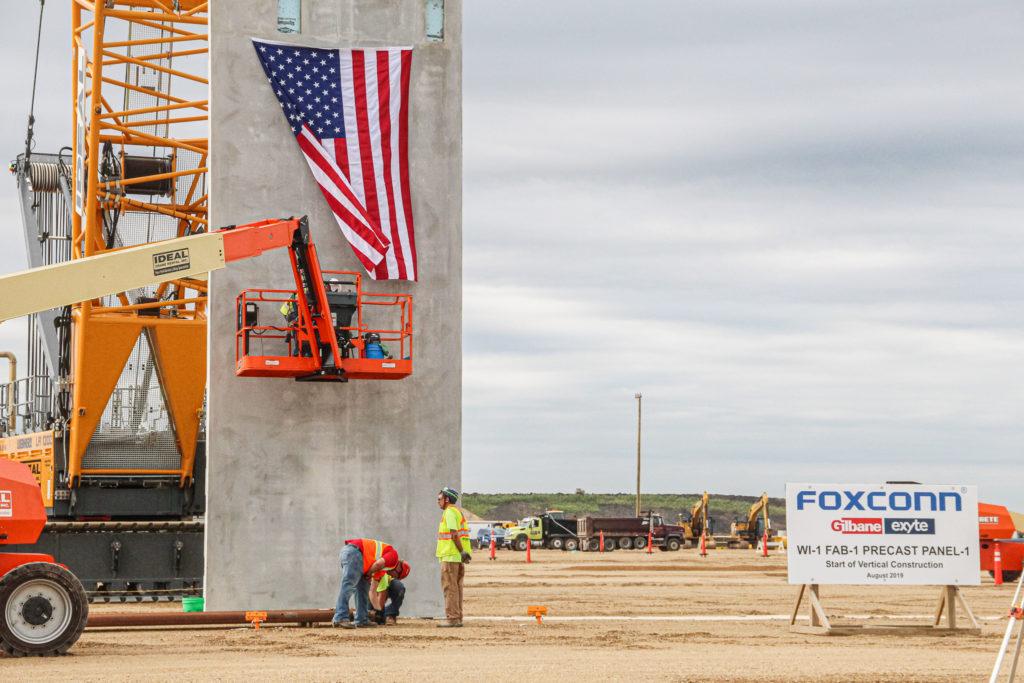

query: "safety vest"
(436, 505), (471, 558)
(280, 294), (297, 321)
(348, 538), (397, 575)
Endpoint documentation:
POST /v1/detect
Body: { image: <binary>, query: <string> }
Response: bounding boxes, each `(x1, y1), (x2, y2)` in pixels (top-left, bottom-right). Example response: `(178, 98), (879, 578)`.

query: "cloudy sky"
(3, 2), (1024, 504)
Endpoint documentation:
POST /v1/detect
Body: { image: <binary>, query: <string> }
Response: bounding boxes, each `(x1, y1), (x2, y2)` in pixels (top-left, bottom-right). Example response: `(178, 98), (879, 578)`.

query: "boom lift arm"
(0, 216), (413, 384)
(0, 217), (304, 324)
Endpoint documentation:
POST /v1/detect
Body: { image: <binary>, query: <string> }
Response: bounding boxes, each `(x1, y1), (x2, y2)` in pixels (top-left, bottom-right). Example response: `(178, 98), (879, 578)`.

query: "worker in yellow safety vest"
(436, 486), (471, 627)
(332, 537), (406, 629)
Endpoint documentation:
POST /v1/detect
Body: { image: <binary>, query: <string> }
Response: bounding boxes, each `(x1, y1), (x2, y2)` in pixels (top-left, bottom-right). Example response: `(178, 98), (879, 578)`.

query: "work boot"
(436, 619), (462, 628)
(355, 621), (377, 628)
(332, 621), (355, 629)
(385, 616), (397, 626)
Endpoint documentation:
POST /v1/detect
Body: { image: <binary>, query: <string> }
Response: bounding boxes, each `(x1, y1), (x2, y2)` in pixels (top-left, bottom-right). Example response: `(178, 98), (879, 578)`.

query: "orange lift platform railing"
(0, 215), (412, 387)
(233, 218), (412, 382)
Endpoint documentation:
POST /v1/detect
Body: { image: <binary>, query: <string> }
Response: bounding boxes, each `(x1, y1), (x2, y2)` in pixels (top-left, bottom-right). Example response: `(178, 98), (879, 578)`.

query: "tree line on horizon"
(461, 492), (787, 528)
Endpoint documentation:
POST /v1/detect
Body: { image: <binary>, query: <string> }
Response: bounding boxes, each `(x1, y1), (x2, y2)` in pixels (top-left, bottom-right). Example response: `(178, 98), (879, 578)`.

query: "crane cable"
(24, 0), (46, 164)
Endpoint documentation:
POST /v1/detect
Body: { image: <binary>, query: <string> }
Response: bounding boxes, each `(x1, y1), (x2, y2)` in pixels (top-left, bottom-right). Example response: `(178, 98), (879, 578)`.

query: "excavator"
(1, 0), (413, 602)
(681, 491), (711, 549)
(727, 492), (772, 549)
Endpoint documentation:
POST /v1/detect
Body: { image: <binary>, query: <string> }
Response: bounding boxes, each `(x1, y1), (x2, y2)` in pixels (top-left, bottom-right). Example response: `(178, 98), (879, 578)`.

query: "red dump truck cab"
(979, 502), (1024, 582)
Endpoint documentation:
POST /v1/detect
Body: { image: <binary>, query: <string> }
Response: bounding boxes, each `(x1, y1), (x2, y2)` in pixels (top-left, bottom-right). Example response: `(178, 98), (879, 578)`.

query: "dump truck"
(979, 502), (1024, 582)
(577, 512), (687, 551)
(504, 511), (579, 551)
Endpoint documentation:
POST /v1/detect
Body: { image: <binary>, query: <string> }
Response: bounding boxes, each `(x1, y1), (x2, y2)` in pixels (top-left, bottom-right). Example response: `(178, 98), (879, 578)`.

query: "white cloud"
(3, 2), (1024, 506)
(462, 2), (1024, 504)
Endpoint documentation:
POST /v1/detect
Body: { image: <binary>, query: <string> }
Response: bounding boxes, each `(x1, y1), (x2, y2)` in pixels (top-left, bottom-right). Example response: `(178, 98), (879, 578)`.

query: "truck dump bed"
(578, 517), (647, 538)
(545, 516), (578, 537)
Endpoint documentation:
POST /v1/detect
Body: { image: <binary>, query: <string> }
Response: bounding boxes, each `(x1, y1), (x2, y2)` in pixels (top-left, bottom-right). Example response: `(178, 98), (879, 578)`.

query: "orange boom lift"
(4, 1), (412, 600)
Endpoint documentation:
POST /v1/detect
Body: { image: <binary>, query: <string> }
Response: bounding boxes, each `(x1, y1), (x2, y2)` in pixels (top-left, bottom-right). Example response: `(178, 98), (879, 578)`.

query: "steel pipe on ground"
(86, 609), (335, 628)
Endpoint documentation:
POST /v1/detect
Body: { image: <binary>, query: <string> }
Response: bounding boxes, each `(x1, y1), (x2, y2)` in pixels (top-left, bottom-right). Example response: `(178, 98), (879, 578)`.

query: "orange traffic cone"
(647, 529), (653, 554)
(762, 529), (769, 557)
(995, 543), (1004, 585)
(489, 532), (496, 561)
(700, 530), (707, 557)
(526, 538), (532, 563)
(600, 531), (605, 553)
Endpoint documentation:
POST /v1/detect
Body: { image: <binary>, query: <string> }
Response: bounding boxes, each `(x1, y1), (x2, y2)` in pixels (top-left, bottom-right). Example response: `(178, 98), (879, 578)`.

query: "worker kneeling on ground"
(368, 560), (411, 625)
(333, 538), (405, 628)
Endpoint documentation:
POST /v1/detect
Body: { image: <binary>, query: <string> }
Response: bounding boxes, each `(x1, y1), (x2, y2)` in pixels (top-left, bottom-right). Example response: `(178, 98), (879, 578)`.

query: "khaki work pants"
(440, 561), (465, 622)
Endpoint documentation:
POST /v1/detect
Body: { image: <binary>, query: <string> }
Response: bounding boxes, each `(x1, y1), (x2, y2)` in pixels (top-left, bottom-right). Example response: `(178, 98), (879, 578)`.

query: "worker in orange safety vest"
(332, 537), (404, 628)
(436, 486), (471, 627)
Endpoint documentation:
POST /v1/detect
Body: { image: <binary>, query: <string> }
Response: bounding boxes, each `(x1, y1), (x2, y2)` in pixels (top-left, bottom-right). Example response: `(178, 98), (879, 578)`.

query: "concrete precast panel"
(207, 0), (461, 616)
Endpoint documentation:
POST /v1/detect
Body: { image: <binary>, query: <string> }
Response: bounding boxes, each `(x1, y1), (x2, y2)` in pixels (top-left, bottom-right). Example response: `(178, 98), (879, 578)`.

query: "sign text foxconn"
(786, 483), (978, 586)
(795, 489), (962, 512)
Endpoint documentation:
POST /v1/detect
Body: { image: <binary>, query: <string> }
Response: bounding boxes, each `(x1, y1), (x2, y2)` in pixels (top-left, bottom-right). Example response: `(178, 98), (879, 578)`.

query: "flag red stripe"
(333, 138), (349, 178)
(397, 50), (416, 278)
(374, 51), (405, 280)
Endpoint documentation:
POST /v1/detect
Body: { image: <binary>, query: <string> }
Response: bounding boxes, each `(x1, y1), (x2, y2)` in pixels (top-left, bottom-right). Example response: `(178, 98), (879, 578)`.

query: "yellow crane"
(2, 0), (212, 599)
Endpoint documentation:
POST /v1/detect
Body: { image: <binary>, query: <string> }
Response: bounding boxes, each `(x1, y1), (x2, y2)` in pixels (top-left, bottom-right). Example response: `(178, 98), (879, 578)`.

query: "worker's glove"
(461, 551), (472, 563)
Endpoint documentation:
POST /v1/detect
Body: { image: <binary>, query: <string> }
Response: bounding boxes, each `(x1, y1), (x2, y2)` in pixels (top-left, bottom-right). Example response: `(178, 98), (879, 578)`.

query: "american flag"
(253, 39), (417, 281)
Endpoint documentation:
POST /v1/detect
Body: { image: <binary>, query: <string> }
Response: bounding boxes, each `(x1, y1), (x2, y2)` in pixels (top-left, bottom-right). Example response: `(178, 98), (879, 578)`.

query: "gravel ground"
(4, 548), (1015, 682)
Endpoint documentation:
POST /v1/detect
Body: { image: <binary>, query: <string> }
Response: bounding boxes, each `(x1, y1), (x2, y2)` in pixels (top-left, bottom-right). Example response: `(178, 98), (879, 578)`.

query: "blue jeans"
(333, 544), (370, 624)
(383, 579), (406, 618)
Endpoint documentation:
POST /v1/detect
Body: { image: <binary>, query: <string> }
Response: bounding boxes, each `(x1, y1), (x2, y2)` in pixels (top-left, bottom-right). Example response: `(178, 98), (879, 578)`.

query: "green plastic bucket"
(182, 596), (204, 612)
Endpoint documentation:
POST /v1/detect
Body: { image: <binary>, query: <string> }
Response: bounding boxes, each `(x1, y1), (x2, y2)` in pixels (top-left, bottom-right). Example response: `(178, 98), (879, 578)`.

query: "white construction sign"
(786, 483), (979, 586)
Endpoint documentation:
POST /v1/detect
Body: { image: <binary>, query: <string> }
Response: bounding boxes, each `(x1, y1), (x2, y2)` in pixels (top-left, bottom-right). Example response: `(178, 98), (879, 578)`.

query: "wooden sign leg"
(790, 584), (831, 632)
(790, 584), (806, 625)
(932, 586), (947, 627)
(933, 585), (978, 633)
(807, 584), (832, 631)
(953, 586), (979, 630)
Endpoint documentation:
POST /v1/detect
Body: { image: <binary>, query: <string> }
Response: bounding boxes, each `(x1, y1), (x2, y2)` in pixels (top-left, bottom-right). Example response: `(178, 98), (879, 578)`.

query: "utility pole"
(635, 392), (642, 517)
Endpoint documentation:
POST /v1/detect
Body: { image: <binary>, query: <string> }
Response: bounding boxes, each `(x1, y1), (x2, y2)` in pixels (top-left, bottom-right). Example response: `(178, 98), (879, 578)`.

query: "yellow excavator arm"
(690, 491), (709, 533)
(747, 492), (769, 528)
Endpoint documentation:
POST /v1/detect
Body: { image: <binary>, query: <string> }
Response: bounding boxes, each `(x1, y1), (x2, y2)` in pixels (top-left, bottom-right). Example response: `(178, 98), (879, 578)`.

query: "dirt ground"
(5, 548), (1017, 682)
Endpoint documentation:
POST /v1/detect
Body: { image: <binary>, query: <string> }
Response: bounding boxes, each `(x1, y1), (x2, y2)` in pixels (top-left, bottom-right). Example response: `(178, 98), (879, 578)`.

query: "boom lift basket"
(235, 270), (412, 382)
